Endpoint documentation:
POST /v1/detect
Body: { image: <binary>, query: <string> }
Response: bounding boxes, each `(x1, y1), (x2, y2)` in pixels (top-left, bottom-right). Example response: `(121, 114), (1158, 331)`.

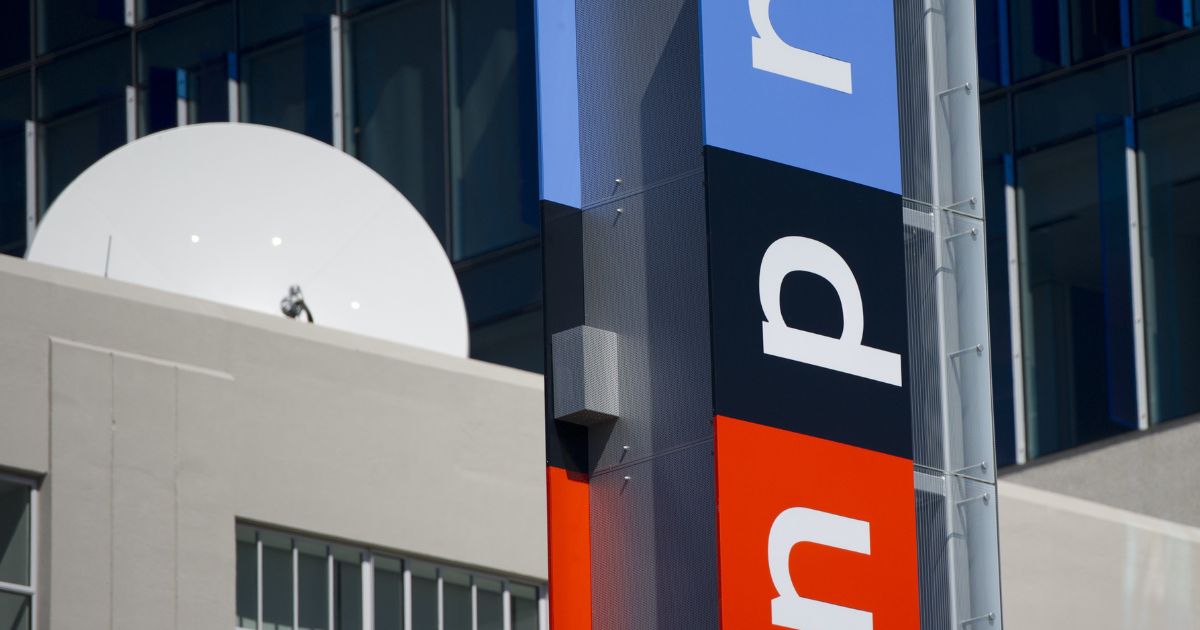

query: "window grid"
(236, 524), (545, 630)
(0, 471), (37, 630)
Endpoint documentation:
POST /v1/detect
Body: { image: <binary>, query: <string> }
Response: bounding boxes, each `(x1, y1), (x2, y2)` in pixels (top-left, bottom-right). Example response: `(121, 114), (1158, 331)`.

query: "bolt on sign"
(536, 0), (996, 628)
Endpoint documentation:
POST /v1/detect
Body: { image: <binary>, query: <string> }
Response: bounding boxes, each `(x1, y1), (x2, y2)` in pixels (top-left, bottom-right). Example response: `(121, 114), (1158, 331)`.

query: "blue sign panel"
(700, 0), (901, 194)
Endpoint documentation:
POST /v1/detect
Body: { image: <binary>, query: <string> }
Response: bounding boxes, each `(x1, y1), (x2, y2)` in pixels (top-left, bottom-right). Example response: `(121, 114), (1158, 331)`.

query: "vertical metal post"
(537, 589), (548, 630)
(24, 121), (36, 253)
(292, 541), (300, 630)
(327, 548), (335, 630)
(362, 552), (375, 630)
(1125, 117), (1151, 430)
(124, 0), (135, 26)
(227, 52), (240, 123)
(29, 484), (38, 630)
(256, 534), (264, 630)
(436, 569), (445, 630)
(125, 86), (137, 143)
(403, 563), (413, 630)
(470, 577), (478, 630)
(501, 582), (512, 630)
(1005, 154), (1028, 464)
(176, 68), (189, 127)
(330, 15), (345, 150)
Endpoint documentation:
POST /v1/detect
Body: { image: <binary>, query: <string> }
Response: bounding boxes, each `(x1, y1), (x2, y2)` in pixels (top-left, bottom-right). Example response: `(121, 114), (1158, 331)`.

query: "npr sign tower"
(537, 1), (1002, 629)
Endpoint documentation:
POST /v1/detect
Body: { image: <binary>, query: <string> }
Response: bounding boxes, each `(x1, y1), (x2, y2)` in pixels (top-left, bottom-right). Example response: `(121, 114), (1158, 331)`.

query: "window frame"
(235, 523), (546, 630)
(0, 471), (38, 630)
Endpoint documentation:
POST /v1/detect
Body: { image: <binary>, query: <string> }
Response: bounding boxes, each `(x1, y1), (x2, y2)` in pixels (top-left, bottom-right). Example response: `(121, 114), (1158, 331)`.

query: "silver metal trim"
(1127, 142), (1150, 430)
(24, 121), (36, 253)
(330, 15), (345, 151)
(125, 86), (137, 143)
(403, 563), (413, 630)
(1005, 171), (1027, 464)
(255, 534), (263, 630)
(363, 551), (375, 630)
(292, 541), (300, 630)
(124, 0), (135, 26)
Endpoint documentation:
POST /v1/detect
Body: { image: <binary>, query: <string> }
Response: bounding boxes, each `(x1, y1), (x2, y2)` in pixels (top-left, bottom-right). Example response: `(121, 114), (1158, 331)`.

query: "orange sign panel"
(715, 415), (919, 630)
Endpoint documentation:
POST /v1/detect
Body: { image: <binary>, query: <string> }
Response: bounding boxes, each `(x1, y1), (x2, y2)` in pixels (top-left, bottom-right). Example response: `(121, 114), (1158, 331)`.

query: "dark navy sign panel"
(706, 147), (912, 459)
(699, 0), (901, 194)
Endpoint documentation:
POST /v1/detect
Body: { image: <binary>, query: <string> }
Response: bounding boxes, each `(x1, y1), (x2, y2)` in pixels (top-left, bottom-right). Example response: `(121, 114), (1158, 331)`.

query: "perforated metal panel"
(589, 443), (718, 630)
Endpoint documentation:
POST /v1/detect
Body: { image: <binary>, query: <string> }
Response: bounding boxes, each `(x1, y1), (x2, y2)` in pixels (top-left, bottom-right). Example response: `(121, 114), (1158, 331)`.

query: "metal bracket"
(956, 492), (991, 508)
(953, 461), (989, 476)
(938, 82), (972, 98)
(961, 612), (996, 627)
(943, 197), (978, 211)
(949, 344), (983, 360)
(945, 228), (978, 243)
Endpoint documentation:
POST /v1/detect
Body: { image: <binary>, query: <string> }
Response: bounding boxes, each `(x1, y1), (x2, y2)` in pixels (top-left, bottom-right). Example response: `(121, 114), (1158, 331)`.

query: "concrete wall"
(0, 255), (546, 630)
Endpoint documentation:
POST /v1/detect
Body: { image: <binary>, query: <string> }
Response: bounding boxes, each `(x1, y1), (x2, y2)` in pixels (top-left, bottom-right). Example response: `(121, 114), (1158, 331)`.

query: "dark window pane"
(0, 73), (30, 256)
(410, 562), (437, 630)
(457, 245), (541, 326)
(138, 2), (233, 136)
(0, 480), (31, 585)
(977, 0), (1005, 91)
(0, 0), (30, 70)
(1133, 0), (1188, 42)
(144, 0), (206, 20)
(449, 0), (539, 259)
(1017, 128), (1137, 458)
(1069, 0), (1123, 63)
(344, 0), (395, 12)
(1014, 59), (1129, 152)
(1139, 101), (1200, 423)
(442, 571), (470, 630)
(262, 534), (293, 630)
(509, 583), (539, 630)
(37, 37), (130, 213)
(471, 310), (544, 373)
(297, 542), (330, 630)
(373, 557), (402, 630)
(335, 557), (362, 630)
(1136, 33), (1200, 114)
(36, 0), (125, 54)
(981, 98), (1017, 467)
(240, 0), (334, 47)
(240, 4), (332, 144)
(346, 0), (446, 241)
(235, 529), (257, 629)
(0, 591), (30, 630)
(1010, 0), (1066, 80)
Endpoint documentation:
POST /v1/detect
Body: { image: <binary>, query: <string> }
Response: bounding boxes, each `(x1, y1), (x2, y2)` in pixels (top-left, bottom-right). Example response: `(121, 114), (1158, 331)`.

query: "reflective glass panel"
(236, 528), (257, 628)
(476, 578), (503, 630)
(0, 0), (30, 70)
(297, 540), (329, 630)
(374, 556), (403, 630)
(137, 2), (233, 136)
(144, 0), (206, 20)
(1133, 0), (1188, 42)
(1017, 127), (1138, 458)
(1069, 0), (1123, 63)
(1014, 59), (1129, 152)
(0, 73), (29, 257)
(1135, 33), (1200, 115)
(981, 97), (1017, 467)
(334, 551), (362, 630)
(410, 562), (437, 630)
(976, 0), (1005, 91)
(36, 0), (125, 54)
(470, 310), (543, 373)
(510, 583), (538, 630)
(262, 532), (293, 630)
(449, 0), (538, 259)
(1139, 101), (1200, 424)
(240, 0), (332, 143)
(1010, 0), (1066, 80)
(37, 37), (129, 214)
(442, 570), (470, 630)
(0, 480), (30, 585)
(345, 0), (446, 240)
(0, 591), (30, 630)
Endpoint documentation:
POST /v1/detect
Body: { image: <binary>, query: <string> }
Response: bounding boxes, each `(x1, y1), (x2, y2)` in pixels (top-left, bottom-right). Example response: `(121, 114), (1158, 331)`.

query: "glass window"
(137, 2), (234, 136)
(37, 37), (129, 214)
(476, 578), (503, 630)
(1138, 101), (1200, 424)
(448, 0), (539, 259)
(410, 561), (437, 630)
(345, 0), (447, 241)
(236, 529), (258, 629)
(1135, 33), (1200, 115)
(0, 477), (33, 630)
(470, 310), (544, 373)
(1017, 126), (1138, 458)
(1010, 0), (1066, 80)
(1069, 0), (1123, 63)
(981, 97), (1017, 467)
(443, 570), (471, 630)
(262, 532), (294, 630)
(977, 0), (1006, 91)
(36, 0), (126, 54)
(1014, 59), (1129, 152)
(297, 541), (329, 630)
(0, 73), (29, 257)
(374, 557), (403, 630)
(143, 0), (205, 20)
(334, 550), (362, 630)
(240, 0), (333, 144)
(0, 591), (30, 630)
(0, 1), (30, 70)
(1133, 0), (1189, 42)
(510, 583), (539, 630)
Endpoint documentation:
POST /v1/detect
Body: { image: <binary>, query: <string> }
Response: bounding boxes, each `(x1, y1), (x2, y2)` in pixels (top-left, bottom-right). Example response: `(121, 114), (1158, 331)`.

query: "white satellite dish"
(28, 123), (469, 358)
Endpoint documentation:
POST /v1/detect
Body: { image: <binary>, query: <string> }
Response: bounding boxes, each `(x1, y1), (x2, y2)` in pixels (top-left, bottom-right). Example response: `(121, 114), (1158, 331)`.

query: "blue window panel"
(534, 0), (581, 209)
